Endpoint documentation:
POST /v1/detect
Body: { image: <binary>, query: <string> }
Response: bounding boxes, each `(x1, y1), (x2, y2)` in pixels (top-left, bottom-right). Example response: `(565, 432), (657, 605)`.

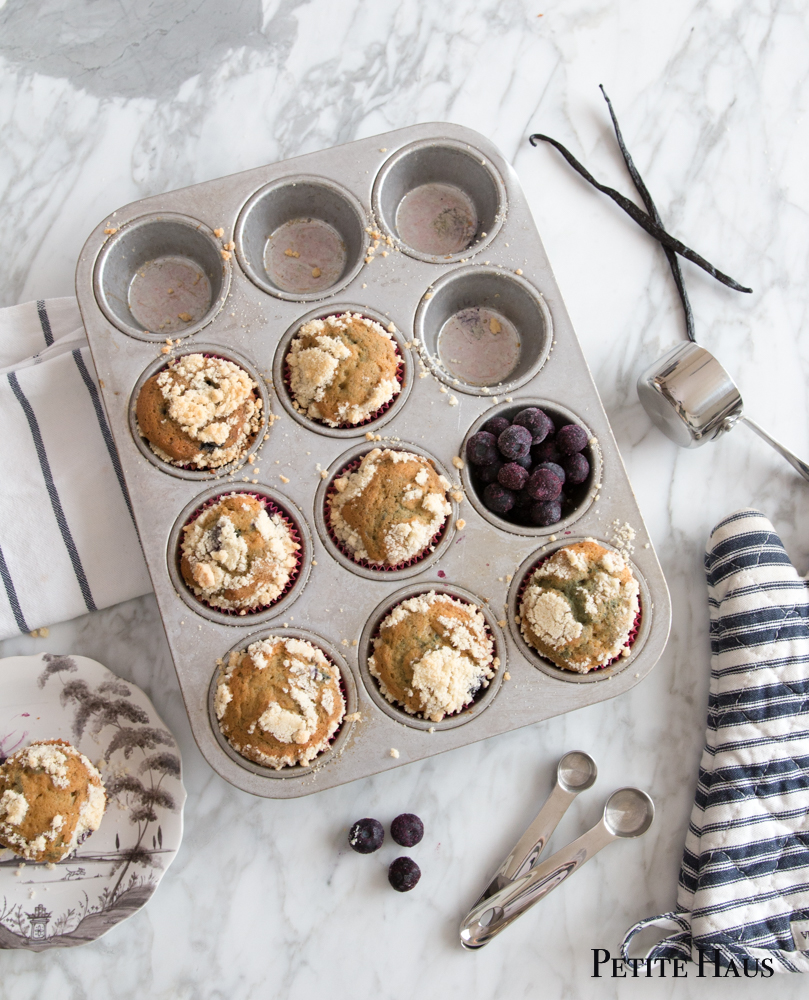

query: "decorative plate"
(0, 653), (185, 950)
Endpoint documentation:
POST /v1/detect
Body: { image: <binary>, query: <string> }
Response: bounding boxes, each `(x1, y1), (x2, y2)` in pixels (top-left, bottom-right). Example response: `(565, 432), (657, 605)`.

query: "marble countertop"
(2, 0), (809, 996)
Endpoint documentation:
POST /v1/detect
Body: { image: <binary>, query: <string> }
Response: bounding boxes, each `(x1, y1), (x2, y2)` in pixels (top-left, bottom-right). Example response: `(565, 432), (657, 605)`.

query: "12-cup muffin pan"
(75, 123), (672, 799)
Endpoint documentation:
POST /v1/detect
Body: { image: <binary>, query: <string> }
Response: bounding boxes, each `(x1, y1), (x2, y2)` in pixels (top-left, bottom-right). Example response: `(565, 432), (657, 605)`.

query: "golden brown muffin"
(215, 636), (345, 769)
(137, 353), (262, 468)
(0, 739), (106, 863)
(518, 539), (640, 673)
(181, 494), (299, 612)
(286, 312), (400, 427)
(328, 449), (451, 566)
(369, 592), (496, 722)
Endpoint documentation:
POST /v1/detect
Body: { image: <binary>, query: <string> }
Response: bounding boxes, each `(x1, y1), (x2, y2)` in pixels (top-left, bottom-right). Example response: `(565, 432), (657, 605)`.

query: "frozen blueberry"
(348, 818), (384, 854)
(388, 856), (421, 892)
(498, 462), (529, 491)
(482, 483), (516, 514)
(556, 424), (589, 455)
(515, 453), (533, 470)
(534, 461), (566, 484)
(482, 415), (511, 437)
(512, 407), (554, 444)
(532, 436), (561, 465)
(497, 424), (532, 461)
(390, 813), (424, 847)
(466, 431), (499, 466)
(530, 500), (563, 526)
(563, 452), (590, 485)
(476, 460), (504, 485)
(526, 468), (563, 502)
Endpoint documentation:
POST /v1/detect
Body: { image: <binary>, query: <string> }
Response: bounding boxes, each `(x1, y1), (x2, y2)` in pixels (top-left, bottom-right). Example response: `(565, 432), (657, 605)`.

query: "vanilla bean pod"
(528, 128), (752, 297)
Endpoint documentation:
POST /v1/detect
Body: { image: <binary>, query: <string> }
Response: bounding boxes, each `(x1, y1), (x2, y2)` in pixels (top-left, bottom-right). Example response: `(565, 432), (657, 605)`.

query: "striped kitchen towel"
(0, 298), (151, 640)
(622, 508), (809, 972)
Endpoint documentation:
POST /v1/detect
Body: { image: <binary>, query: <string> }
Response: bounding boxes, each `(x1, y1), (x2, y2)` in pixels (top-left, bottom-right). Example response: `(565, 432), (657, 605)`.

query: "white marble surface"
(2, 0), (809, 995)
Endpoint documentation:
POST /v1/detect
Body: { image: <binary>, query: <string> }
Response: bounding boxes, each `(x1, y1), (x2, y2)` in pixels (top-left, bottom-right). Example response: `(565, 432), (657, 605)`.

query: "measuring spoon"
(460, 787), (654, 949)
(474, 751), (598, 906)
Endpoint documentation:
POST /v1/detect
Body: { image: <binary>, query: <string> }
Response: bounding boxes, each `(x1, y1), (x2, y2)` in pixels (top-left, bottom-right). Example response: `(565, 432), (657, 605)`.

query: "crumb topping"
(287, 313), (400, 427)
(0, 790), (28, 826)
(329, 449), (451, 566)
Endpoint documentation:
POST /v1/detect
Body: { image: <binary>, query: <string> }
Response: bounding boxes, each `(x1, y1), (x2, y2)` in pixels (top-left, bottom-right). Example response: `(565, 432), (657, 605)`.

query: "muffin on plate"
(0, 739), (106, 863)
(518, 539), (639, 673)
(369, 591), (496, 722)
(328, 449), (451, 567)
(180, 494), (299, 612)
(215, 636), (345, 769)
(286, 312), (400, 427)
(137, 353), (263, 468)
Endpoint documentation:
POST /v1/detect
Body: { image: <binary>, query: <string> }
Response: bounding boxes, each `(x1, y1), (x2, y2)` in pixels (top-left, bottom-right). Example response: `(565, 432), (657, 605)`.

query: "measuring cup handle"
(741, 416), (809, 483)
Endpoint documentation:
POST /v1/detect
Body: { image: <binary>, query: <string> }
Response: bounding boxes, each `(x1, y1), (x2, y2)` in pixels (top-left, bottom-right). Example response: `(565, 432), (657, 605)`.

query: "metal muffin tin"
(75, 123), (671, 799)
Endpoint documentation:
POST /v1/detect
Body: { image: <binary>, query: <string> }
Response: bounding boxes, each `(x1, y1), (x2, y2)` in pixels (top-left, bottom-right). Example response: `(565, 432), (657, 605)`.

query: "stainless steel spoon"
(460, 787), (655, 949)
(473, 750), (598, 905)
(637, 342), (809, 482)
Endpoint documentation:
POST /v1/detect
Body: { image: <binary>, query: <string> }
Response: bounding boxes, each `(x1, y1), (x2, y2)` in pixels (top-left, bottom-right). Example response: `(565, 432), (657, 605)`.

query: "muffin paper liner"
(367, 589), (498, 720)
(282, 316), (405, 430)
(324, 454), (450, 572)
(516, 550), (642, 672)
(179, 490), (304, 617)
(138, 352), (265, 472)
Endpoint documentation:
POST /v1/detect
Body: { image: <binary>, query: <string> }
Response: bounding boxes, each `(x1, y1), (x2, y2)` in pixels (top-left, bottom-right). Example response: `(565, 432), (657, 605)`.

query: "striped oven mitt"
(621, 508), (809, 972)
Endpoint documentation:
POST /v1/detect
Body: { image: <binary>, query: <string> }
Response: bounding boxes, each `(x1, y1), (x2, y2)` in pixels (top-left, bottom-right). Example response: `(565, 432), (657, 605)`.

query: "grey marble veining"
(1, 0), (809, 996)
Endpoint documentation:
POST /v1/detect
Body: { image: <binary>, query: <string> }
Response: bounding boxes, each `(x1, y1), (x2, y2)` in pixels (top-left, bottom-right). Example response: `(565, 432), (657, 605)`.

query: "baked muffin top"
(0, 739), (106, 863)
(369, 591), (496, 722)
(215, 636), (345, 769)
(328, 448), (451, 566)
(519, 539), (639, 673)
(137, 353), (262, 468)
(181, 494), (299, 611)
(286, 312), (400, 427)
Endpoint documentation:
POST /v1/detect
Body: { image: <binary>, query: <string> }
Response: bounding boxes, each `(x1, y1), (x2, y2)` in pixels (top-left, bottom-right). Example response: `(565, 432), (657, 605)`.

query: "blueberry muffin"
(518, 539), (639, 672)
(369, 592), (496, 722)
(0, 739), (106, 863)
(181, 494), (299, 611)
(215, 637), (345, 768)
(286, 312), (400, 427)
(137, 353), (263, 468)
(328, 449), (451, 567)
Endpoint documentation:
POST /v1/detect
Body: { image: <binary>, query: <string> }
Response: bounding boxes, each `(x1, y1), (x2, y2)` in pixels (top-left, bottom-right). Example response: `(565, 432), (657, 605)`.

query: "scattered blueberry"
(530, 500), (563, 526)
(482, 415), (511, 437)
(476, 460), (504, 485)
(348, 818), (384, 854)
(388, 856), (421, 892)
(563, 452), (590, 485)
(557, 424), (589, 455)
(512, 407), (554, 444)
(466, 431), (499, 466)
(534, 461), (566, 484)
(532, 436), (562, 465)
(482, 483), (516, 514)
(498, 462), (529, 491)
(390, 813), (424, 847)
(526, 468), (563, 501)
(497, 424), (532, 461)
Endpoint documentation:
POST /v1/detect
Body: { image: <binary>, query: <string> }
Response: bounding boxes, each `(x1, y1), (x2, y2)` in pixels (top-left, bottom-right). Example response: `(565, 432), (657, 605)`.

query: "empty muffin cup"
(209, 628), (358, 778)
(94, 213), (230, 341)
(235, 175), (367, 300)
(415, 267), (552, 393)
(372, 139), (506, 262)
(507, 539), (649, 684)
(460, 399), (601, 537)
(358, 583), (505, 731)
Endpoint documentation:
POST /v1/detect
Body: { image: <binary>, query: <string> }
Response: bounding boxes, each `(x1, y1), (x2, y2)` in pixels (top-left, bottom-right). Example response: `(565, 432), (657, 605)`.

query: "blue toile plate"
(0, 653), (185, 950)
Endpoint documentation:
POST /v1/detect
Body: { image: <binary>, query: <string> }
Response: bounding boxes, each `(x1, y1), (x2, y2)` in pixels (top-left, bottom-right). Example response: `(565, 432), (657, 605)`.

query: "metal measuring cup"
(637, 342), (809, 482)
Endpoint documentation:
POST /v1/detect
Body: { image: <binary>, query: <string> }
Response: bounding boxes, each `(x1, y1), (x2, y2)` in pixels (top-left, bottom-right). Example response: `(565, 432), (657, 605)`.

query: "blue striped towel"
(0, 298), (150, 639)
(622, 509), (809, 972)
